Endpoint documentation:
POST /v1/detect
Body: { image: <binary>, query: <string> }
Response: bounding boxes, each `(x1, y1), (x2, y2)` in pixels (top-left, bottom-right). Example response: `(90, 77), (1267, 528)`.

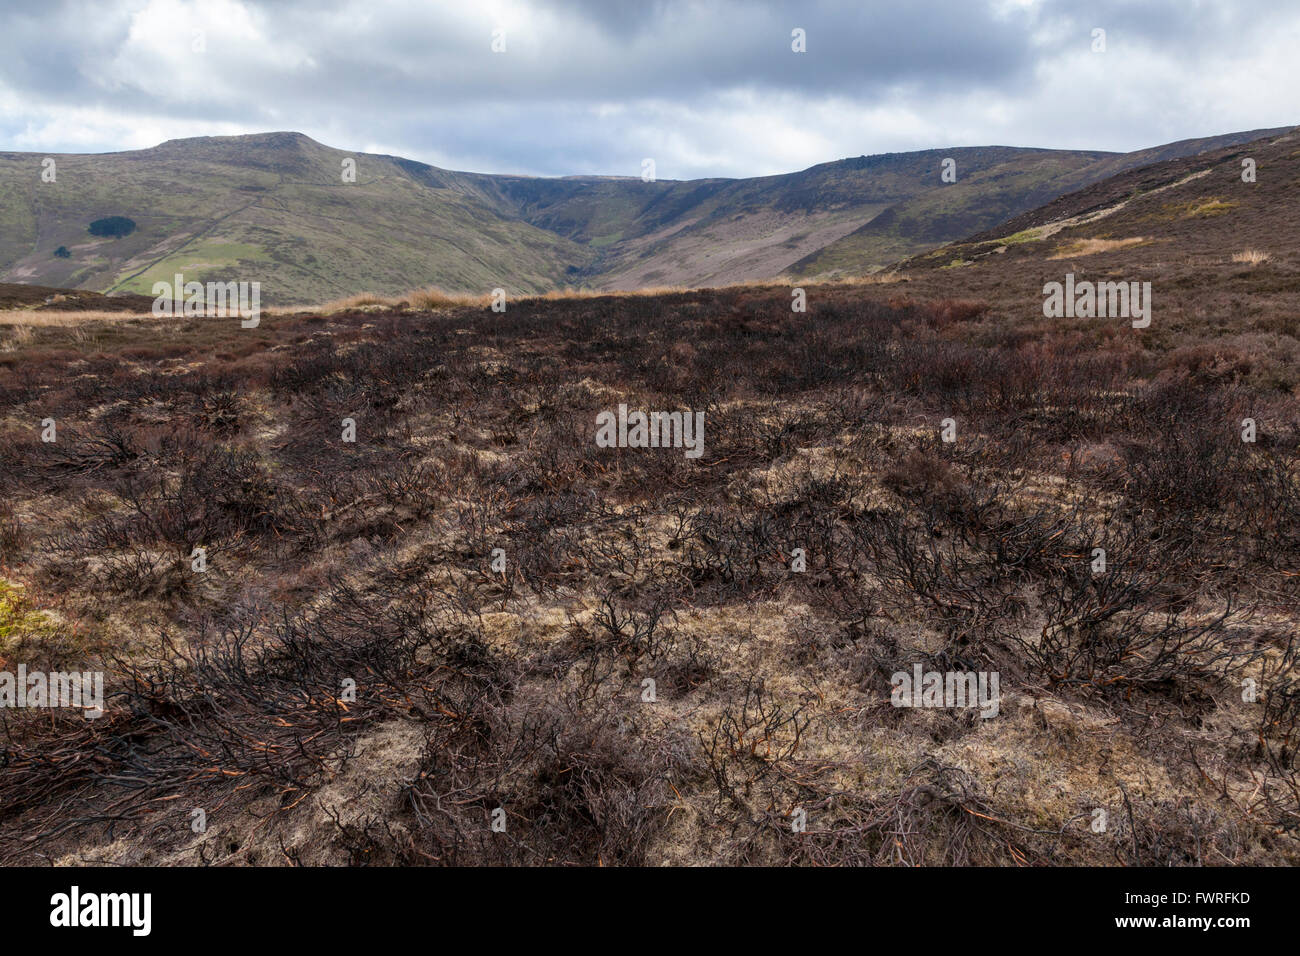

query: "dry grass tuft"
(406, 286), (489, 309)
(1048, 237), (1147, 259)
(0, 309), (153, 327)
(1231, 249), (1271, 266)
(0, 275), (912, 332)
(0, 325), (34, 350)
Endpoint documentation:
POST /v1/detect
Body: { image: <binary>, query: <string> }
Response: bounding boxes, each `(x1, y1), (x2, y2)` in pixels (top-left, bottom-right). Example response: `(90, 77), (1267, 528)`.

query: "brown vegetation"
(0, 276), (1297, 866)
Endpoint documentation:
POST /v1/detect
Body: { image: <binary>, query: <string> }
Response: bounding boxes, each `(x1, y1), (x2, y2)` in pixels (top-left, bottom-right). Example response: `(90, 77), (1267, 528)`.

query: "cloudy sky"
(1, 0), (1296, 179)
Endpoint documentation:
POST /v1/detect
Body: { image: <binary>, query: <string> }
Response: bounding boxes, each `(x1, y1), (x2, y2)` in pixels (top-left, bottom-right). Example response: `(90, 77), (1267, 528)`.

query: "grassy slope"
(0, 133), (596, 304)
(894, 125), (1300, 319)
(786, 127), (1293, 279)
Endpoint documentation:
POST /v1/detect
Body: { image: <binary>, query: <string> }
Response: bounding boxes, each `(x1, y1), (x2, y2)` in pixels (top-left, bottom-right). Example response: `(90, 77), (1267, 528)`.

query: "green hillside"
(0, 132), (594, 304)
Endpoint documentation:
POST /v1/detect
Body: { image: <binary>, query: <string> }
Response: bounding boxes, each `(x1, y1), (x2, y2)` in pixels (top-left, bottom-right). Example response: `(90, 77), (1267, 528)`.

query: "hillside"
(0, 133), (596, 305)
(460, 145), (1113, 288)
(784, 127), (1294, 280)
(890, 125), (1300, 344)
(0, 127), (1290, 303)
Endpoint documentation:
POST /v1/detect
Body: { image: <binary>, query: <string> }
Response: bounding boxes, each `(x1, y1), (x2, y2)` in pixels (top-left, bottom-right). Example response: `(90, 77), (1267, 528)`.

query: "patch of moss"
(1001, 227), (1046, 245)
(0, 579), (59, 656)
(1157, 197), (1239, 220)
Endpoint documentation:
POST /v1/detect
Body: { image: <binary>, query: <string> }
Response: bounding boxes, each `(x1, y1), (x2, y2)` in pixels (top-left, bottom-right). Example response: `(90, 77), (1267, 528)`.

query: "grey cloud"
(0, 0), (1295, 177)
